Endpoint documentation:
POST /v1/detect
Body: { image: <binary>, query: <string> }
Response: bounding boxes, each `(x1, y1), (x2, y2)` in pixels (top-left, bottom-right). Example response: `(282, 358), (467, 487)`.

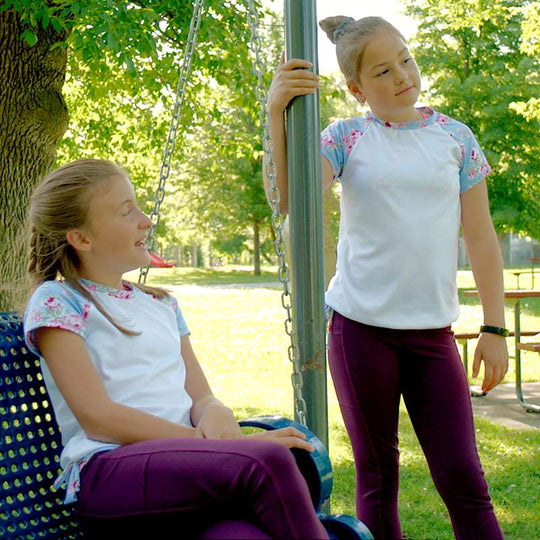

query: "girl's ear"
(346, 80), (366, 105)
(66, 229), (92, 252)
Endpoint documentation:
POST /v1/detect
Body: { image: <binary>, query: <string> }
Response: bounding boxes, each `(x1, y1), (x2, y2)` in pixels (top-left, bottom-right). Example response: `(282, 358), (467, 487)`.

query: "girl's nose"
(140, 212), (153, 229)
(395, 65), (410, 83)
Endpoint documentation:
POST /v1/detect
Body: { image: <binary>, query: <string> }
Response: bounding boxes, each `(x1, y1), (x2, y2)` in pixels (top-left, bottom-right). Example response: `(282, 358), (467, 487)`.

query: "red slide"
(150, 252), (176, 268)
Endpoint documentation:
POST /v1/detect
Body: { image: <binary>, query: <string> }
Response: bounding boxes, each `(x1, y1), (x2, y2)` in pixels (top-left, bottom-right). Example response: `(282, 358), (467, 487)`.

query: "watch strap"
(480, 325), (510, 337)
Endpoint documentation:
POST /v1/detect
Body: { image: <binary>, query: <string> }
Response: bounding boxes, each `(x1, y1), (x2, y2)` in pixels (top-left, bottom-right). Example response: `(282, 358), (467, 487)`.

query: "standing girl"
(24, 159), (329, 540)
(266, 15), (507, 540)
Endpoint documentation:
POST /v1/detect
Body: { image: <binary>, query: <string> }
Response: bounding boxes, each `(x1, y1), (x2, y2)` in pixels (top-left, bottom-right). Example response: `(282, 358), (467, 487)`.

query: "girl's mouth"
(396, 86), (414, 96)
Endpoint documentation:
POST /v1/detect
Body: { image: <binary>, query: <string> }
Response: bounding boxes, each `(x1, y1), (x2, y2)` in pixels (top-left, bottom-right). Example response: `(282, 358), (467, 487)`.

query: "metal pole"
(284, 0), (328, 450)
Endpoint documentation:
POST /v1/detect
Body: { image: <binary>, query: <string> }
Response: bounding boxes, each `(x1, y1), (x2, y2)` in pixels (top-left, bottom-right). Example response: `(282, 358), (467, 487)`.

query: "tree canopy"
(1, 0), (539, 311)
(404, 0), (540, 239)
(46, 0), (280, 268)
(0, 0), (276, 309)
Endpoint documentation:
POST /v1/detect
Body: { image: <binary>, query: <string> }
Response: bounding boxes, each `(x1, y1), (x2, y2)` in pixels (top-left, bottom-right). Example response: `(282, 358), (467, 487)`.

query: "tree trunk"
(253, 220), (261, 275)
(191, 243), (198, 267)
(0, 11), (69, 311)
(497, 233), (511, 267)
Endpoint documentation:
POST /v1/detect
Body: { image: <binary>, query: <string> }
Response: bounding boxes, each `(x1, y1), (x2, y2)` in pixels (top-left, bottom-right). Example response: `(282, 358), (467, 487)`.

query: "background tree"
(169, 12), (283, 274)
(404, 0), (540, 241)
(0, 0), (268, 309)
(0, 4), (69, 311)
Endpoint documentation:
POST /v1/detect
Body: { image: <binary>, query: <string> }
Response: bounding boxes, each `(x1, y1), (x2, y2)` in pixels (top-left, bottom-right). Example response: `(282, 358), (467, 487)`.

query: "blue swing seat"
(0, 311), (82, 539)
(0, 311), (373, 540)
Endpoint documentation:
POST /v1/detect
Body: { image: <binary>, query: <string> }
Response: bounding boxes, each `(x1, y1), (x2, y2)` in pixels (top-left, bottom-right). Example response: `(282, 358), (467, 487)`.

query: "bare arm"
(461, 180), (508, 392)
(264, 57), (332, 213)
(182, 334), (314, 450)
(38, 327), (315, 451)
(37, 328), (200, 444)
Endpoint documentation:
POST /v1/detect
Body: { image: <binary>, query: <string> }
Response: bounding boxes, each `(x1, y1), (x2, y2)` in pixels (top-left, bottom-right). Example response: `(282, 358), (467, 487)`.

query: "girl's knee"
(432, 459), (491, 504)
(243, 440), (297, 471)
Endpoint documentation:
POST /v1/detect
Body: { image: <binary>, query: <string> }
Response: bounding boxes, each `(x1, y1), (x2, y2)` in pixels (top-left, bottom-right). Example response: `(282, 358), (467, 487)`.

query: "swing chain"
(246, 0), (308, 427)
(139, 0), (205, 285)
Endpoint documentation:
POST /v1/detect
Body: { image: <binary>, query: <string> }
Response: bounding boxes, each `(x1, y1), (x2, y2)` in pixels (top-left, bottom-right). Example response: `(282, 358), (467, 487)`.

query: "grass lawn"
(134, 265), (540, 540)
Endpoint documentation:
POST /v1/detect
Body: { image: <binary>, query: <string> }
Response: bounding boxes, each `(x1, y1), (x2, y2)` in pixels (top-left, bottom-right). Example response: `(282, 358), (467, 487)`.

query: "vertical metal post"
(284, 0), (328, 450)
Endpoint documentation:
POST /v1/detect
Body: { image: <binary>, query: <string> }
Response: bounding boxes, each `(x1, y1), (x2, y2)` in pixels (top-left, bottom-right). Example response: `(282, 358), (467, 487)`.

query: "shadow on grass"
(234, 407), (291, 423)
(141, 267), (280, 287)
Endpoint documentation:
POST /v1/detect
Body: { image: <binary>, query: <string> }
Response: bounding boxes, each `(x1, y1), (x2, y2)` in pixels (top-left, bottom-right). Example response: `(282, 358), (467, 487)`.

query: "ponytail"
(26, 158), (170, 335)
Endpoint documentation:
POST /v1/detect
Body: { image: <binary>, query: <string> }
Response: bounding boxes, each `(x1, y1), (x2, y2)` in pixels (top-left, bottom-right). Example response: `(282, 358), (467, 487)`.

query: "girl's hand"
(196, 403), (243, 439)
(246, 426), (315, 452)
(268, 55), (320, 115)
(473, 333), (509, 392)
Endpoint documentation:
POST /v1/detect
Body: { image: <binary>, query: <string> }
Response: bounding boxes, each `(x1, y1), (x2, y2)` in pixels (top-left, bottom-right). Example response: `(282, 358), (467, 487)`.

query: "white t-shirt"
(24, 279), (192, 472)
(321, 108), (491, 329)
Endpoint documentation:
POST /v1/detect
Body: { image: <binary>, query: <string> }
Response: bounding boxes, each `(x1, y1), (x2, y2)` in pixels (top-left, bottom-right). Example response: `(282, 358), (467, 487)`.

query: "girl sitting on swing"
(23, 158), (329, 540)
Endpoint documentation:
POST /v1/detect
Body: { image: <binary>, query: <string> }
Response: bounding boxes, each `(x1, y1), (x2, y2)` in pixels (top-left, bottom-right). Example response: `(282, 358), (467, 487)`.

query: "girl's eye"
(377, 69), (389, 77)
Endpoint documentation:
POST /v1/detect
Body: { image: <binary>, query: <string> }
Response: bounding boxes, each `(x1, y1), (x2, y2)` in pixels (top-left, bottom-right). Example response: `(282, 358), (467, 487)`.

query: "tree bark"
(0, 10), (69, 311)
(191, 243), (198, 267)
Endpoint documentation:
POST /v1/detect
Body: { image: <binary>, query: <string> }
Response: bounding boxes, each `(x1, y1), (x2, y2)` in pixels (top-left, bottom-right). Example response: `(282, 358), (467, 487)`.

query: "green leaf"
(21, 29), (38, 47)
(50, 17), (62, 33)
(39, 10), (49, 29)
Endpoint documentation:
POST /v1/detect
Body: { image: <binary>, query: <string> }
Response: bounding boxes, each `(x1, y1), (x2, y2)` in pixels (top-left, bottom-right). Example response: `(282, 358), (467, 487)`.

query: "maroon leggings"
(76, 438), (328, 539)
(328, 311), (503, 540)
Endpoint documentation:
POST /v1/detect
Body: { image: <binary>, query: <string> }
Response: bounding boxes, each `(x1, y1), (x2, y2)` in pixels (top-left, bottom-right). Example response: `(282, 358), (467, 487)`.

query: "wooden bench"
(455, 330), (539, 372)
(510, 270), (537, 289)
(455, 330), (539, 397)
(517, 342), (540, 353)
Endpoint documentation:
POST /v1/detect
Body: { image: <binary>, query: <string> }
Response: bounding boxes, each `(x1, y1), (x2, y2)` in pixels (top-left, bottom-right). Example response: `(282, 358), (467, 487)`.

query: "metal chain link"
(246, 0), (308, 426)
(139, 0), (205, 284)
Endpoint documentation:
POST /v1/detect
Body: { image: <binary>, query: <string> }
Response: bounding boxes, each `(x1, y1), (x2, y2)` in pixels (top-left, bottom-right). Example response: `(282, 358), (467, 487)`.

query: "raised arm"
(461, 180), (508, 392)
(264, 57), (333, 214)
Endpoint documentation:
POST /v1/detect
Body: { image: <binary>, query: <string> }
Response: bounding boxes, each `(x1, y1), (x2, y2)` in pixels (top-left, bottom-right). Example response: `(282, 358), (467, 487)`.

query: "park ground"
(125, 265), (540, 540)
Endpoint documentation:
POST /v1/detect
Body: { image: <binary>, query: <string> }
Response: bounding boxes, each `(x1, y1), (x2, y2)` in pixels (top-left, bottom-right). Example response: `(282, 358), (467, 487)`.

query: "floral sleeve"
(157, 294), (190, 337)
(24, 281), (90, 356)
(320, 116), (371, 181)
(436, 113), (492, 193)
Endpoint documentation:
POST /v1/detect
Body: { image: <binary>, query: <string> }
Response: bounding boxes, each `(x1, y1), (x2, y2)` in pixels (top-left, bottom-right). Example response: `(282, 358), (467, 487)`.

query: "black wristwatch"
(480, 325), (510, 337)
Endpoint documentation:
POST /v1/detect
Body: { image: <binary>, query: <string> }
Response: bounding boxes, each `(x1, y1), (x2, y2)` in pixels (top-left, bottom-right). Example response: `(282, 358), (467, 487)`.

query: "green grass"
(138, 266), (539, 540)
(126, 265), (280, 286)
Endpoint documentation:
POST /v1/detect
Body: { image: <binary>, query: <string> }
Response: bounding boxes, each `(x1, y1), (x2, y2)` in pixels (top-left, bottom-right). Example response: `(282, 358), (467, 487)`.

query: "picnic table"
(463, 289), (540, 413)
(511, 257), (540, 289)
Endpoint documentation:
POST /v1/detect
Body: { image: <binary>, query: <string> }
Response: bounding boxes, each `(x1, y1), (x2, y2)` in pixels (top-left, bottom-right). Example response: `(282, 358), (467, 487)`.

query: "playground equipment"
(1, 0), (373, 538)
(149, 252), (176, 268)
(0, 312), (373, 539)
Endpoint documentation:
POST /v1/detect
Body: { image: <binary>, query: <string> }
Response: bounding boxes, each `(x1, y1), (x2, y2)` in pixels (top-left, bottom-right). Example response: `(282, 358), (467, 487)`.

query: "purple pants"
(76, 437), (328, 539)
(328, 311), (503, 540)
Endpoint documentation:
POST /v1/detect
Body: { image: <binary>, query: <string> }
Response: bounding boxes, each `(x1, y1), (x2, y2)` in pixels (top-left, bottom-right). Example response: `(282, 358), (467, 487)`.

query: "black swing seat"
(0, 312), (373, 539)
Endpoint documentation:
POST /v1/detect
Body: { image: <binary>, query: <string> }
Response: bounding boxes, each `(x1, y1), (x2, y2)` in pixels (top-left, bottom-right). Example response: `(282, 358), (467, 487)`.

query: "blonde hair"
(319, 16), (406, 83)
(27, 158), (168, 334)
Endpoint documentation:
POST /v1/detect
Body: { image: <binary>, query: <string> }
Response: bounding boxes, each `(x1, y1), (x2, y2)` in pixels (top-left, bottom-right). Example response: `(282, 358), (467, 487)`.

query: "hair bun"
(319, 15), (355, 44)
